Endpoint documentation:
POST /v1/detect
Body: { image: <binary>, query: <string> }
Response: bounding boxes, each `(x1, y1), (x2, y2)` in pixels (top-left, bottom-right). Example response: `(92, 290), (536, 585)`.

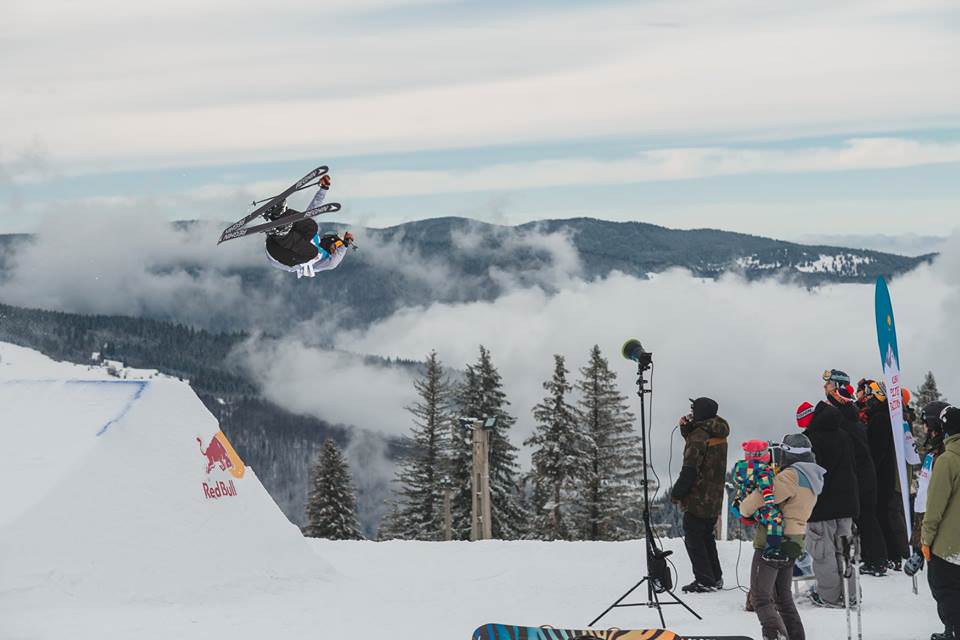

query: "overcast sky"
(2, 0), (959, 238)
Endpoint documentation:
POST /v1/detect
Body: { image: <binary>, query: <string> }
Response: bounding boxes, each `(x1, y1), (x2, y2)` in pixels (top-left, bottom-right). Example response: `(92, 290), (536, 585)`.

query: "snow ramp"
(0, 343), (330, 602)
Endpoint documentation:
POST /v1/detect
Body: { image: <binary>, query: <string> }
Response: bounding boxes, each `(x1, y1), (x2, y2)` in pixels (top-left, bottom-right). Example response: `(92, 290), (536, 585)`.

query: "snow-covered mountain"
(0, 218), (932, 334)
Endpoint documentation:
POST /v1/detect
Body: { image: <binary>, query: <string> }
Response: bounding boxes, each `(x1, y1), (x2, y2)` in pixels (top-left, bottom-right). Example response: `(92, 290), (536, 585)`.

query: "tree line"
(302, 345), (650, 541)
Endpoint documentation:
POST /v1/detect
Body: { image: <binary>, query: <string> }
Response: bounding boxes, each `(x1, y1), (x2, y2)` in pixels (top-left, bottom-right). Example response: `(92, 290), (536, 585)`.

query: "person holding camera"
(671, 397), (730, 593)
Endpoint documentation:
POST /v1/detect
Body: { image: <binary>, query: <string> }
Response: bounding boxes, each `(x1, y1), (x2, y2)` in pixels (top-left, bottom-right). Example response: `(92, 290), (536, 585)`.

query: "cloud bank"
(0, 210), (280, 329)
(239, 233), (960, 470)
(5, 0), (958, 169)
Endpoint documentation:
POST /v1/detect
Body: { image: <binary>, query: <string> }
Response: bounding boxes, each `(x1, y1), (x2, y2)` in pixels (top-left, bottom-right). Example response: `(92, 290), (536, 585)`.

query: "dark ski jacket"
(835, 400), (878, 505)
(805, 401), (860, 522)
(672, 410), (730, 520)
(862, 398), (899, 500)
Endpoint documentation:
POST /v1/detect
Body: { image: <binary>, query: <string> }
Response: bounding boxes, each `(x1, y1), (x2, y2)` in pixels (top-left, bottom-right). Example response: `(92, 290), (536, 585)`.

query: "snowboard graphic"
(472, 624), (753, 640)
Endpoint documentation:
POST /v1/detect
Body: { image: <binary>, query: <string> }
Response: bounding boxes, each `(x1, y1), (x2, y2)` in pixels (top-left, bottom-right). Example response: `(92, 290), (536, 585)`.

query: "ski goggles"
(822, 369), (851, 386)
(768, 441), (813, 455)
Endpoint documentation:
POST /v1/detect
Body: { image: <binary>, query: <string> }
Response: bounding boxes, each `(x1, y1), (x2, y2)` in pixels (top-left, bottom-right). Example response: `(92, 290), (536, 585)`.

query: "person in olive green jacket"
(921, 406), (960, 640)
(671, 397), (730, 592)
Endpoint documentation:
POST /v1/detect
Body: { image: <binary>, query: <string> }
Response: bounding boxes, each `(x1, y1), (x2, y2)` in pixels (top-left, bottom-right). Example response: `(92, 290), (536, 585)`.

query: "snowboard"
(217, 165), (329, 244)
(217, 202), (341, 243)
(472, 624), (753, 640)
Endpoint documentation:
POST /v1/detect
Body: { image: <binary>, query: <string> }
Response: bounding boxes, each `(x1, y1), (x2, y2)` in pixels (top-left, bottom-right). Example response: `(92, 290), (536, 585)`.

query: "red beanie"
(796, 402), (815, 429)
(741, 439), (771, 463)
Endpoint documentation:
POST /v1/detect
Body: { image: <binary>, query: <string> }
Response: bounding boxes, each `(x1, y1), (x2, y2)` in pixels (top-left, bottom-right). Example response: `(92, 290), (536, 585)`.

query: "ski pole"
(853, 533), (863, 640)
(838, 534), (852, 640)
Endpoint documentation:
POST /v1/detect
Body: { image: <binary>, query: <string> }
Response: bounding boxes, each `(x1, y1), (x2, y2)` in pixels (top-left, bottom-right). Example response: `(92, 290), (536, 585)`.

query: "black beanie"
(690, 397), (719, 422)
(923, 401), (949, 432)
(942, 406), (960, 436)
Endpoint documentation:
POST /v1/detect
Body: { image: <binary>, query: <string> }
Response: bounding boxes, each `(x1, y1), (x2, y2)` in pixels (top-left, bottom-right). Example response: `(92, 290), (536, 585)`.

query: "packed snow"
(0, 342), (941, 639)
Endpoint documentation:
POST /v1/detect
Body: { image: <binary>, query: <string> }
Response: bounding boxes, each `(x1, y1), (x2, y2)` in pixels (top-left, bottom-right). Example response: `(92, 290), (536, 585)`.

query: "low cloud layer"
(241, 233), (960, 471)
(0, 210), (279, 329)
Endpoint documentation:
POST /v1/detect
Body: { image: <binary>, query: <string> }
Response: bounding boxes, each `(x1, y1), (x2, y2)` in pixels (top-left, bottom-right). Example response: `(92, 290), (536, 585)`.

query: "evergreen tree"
(526, 354), (586, 540)
(384, 351), (455, 540)
(376, 500), (405, 541)
(575, 345), (644, 540)
(454, 345), (528, 539)
(304, 439), (364, 540)
(916, 370), (946, 407)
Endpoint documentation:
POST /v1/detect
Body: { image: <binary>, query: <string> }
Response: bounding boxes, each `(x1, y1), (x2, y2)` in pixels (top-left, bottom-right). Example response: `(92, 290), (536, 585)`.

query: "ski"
(472, 625), (753, 640)
(217, 165), (328, 244)
(217, 202), (341, 244)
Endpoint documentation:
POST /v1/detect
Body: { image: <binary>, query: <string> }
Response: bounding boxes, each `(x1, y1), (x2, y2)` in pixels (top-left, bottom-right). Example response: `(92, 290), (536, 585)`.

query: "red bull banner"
(197, 431), (245, 500)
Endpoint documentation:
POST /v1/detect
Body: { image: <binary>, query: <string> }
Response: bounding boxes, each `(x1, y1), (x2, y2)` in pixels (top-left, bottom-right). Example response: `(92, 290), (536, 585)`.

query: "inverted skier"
(262, 174), (355, 278)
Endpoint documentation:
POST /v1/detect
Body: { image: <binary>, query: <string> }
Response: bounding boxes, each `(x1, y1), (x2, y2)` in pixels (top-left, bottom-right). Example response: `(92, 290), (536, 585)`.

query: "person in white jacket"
(263, 174), (354, 278)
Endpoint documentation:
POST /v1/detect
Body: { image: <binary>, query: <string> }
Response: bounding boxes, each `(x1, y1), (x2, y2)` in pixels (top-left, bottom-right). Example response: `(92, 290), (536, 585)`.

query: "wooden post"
(479, 426), (492, 540)
(470, 420), (493, 541)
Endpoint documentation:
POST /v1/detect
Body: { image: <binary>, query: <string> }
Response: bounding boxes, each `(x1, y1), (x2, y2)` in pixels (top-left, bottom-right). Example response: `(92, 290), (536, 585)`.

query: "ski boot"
(262, 201), (293, 236)
(681, 580), (717, 593)
(887, 558), (903, 572)
(860, 561), (887, 577)
(808, 590), (844, 609)
(931, 626), (956, 640)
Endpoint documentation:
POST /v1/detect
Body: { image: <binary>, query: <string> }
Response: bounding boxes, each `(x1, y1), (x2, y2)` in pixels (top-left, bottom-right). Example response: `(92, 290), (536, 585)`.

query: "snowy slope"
(0, 342), (941, 640)
(0, 342), (330, 605)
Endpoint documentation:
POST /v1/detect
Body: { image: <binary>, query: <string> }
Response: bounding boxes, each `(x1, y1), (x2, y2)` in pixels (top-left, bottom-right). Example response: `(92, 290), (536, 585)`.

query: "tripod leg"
(649, 583), (666, 629)
(588, 580), (645, 627)
(661, 588), (705, 621)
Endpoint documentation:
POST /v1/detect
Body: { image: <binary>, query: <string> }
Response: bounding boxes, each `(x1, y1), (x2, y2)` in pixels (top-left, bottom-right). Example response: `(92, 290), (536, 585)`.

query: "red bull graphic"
(197, 431), (246, 500)
(197, 435), (232, 473)
(203, 480), (238, 499)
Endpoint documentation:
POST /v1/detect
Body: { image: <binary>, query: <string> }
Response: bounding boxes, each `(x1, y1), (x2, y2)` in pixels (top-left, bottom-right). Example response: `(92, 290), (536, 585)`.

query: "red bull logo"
(197, 431), (246, 500)
(198, 436), (232, 473)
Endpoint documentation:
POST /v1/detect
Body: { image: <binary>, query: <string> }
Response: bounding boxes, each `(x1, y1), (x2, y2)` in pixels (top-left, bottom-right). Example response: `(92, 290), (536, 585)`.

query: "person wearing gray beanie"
(740, 433), (826, 640)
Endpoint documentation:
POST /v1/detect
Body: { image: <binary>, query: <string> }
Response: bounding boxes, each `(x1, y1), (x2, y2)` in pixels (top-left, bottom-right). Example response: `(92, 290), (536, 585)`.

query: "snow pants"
(855, 497), (888, 568)
(265, 216), (319, 267)
(877, 490), (910, 561)
(807, 518), (857, 605)
(750, 550), (805, 640)
(683, 512), (722, 586)
(929, 555), (960, 632)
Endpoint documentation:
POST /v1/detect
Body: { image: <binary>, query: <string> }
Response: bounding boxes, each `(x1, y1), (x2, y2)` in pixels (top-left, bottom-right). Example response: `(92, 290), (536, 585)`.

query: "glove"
(320, 175), (331, 189)
(729, 502), (742, 520)
(921, 544), (932, 561)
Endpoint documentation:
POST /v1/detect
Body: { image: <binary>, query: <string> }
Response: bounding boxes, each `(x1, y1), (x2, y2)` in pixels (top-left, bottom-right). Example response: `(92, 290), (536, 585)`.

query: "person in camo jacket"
(671, 397), (730, 593)
(921, 406), (960, 640)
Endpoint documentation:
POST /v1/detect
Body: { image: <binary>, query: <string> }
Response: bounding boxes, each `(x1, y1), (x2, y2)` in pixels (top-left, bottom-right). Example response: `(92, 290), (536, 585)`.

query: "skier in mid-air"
(262, 174), (355, 278)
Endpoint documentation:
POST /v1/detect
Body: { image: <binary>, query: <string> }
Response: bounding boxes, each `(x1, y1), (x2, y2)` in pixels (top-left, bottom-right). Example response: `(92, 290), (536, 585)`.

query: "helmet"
(922, 401), (950, 431)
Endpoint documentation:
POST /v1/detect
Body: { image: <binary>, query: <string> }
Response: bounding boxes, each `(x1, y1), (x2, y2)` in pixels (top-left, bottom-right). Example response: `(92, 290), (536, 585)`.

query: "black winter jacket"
(863, 400), (899, 500)
(835, 401), (878, 505)
(806, 401), (860, 522)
